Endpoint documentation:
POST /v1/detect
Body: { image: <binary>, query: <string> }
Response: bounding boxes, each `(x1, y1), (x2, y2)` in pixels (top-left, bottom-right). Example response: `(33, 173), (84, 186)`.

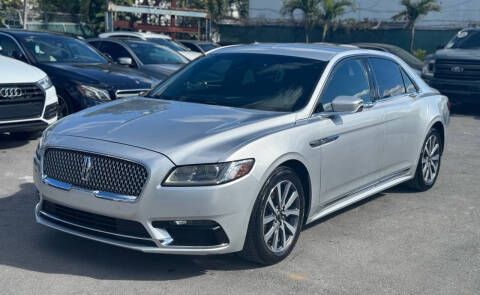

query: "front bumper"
(422, 76), (480, 104)
(33, 136), (259, 254)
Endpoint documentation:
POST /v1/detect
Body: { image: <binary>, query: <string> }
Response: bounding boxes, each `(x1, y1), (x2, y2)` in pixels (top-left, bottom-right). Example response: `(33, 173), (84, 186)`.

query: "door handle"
(408, 93), (418, 98)
(309, 135), (339, 148)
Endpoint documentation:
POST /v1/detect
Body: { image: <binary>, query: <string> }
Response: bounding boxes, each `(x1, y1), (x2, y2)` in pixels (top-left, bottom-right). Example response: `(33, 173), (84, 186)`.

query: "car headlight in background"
(163, 159), (255, 186)
(77, 85), (111, 101)
(422, 60), (435, 77)
(37, 76), (52, 90)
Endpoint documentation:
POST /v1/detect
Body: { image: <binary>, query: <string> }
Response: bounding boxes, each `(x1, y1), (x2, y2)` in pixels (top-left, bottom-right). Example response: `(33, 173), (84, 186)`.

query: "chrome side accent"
(115, 89), (150, 98)
(322, 167), (410, 208)
(94, 190), (137, 202)
(41, 176), (138, 203)
(309, 135), (339, 148)
(42, 177), (72, 190)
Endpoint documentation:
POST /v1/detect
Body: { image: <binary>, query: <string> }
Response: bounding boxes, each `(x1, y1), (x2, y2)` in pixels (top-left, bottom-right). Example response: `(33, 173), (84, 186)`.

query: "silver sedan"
(33, 44), (449, 265)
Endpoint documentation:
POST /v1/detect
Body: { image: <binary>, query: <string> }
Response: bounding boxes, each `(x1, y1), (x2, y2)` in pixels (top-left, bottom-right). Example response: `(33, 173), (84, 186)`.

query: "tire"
(240, 166), (305, 265)
(57, 94), (72, 119)
(408, 128), (443, 191)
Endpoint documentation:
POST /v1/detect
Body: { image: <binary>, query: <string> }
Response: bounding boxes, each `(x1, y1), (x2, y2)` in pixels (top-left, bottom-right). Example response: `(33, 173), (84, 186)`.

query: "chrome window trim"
(40, 146), (151, 203)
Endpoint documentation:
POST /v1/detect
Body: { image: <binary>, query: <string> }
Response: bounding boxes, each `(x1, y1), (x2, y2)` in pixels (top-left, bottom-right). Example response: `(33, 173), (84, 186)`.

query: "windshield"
(199, 43), (218, 52)
(148, 38), (190, 51)
(150, 53), (327, 112)
(19, 34), (107, 63)
(446, 30), (480, 49)
(126, 41), (188, 65)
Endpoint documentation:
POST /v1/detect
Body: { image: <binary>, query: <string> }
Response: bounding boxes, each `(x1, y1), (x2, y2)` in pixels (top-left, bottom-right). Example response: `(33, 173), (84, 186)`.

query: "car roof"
(99, 31), (172, 40)
(0, 28), (70, 38)
(178, 39), (215, 45)
(209, 43), (356, 61)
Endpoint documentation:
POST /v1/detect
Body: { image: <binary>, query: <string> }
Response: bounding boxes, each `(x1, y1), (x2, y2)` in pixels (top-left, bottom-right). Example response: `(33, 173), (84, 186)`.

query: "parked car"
(34, 44), (449, 265)
(99, 31), (203, 61)
(0, 29), (156, 117)
(422, 28), (480, 104)
(0, 55), (58, 138)
(178, 39), (220, 54)
(87, 38), (188, 80)
(353, 43), (424, 74)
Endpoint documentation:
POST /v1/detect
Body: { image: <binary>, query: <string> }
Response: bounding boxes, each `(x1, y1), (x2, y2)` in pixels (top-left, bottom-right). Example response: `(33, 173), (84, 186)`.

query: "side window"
(0, 35), (23, 60)
(88, 41), (102, 50)
(400, 69), (417, 94)
(369, 58), (406, 99)
(183, 43), (200, 52)
(316, 59), (371, 112)
(99, 42), (134, 64)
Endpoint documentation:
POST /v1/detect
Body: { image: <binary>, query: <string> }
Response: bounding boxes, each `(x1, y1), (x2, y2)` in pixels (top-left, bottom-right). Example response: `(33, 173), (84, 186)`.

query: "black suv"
(422, 28), (480, 104)
(0, 29), (156, 117)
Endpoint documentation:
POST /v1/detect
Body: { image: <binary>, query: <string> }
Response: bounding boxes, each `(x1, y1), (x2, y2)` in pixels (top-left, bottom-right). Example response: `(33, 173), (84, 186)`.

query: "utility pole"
(23, 0), (28, 29)
(171, 0), (176, 39)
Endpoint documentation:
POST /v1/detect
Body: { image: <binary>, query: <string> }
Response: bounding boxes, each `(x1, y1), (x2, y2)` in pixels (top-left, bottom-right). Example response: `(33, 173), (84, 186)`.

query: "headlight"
(422, 60), (435, 77)
(37, 76), (52, 90)
(163, 159), (254, 186)
(77, 85), (111, 101)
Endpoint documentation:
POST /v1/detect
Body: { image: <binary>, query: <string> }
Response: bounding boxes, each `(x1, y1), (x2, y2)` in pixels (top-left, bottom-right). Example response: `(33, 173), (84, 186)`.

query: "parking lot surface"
(0, 106), (479, 295)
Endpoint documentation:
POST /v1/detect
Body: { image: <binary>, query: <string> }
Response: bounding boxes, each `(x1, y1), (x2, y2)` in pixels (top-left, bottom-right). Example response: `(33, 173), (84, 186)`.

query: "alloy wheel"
(421, 134), (440, 185)
(262, 180), (300, 253)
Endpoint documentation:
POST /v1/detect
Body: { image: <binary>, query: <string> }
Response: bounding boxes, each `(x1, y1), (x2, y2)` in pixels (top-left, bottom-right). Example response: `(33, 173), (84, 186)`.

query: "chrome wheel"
(421, 134), (440, 185)
(262, 180), (300, 253)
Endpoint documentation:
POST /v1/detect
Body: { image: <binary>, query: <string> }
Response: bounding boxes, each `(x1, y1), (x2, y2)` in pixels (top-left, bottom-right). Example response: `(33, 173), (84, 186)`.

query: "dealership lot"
(0, 105), (477, 295)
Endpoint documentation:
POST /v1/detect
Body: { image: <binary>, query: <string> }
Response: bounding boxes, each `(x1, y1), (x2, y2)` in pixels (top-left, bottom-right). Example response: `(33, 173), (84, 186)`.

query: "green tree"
(281, 0), (354, 43)
(393, 0), (441, 52)
(0, 0), (22, 10)
(281, 0), (323, 43)
(319, 0), (354, 42)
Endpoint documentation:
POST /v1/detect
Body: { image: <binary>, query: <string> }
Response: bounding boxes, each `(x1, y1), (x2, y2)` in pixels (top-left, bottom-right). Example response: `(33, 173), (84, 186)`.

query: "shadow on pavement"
(0, 133), (32, 150)
(0, 183), (259, 281)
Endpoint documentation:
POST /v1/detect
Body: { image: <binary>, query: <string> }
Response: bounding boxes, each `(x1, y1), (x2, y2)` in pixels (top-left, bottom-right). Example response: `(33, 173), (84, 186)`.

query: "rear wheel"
(408, 128), (443, 191)
(240, 166), (305, 265)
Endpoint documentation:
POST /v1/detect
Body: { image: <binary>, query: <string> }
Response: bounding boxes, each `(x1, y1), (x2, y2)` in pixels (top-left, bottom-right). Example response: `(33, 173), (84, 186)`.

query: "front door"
(309, 58), (384, 207)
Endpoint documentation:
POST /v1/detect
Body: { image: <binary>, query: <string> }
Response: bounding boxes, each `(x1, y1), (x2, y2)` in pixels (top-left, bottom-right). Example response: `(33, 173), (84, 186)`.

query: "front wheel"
(408, 128), (443, 191)
(240, 166), (305, 265)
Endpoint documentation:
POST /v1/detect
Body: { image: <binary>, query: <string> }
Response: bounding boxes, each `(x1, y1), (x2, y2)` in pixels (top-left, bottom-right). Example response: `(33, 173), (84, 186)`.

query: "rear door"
(367, 57), (423, 178)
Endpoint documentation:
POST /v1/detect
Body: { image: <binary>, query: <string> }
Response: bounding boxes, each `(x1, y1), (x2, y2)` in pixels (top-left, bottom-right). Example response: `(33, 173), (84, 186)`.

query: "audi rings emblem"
(0, 87), (23, 98)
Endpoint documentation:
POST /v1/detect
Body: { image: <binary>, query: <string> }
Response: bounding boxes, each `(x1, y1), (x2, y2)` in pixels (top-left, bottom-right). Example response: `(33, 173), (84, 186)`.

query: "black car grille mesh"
(434, 59), (480, 80)
(0, 84), (45, 120)
(43, 148), (148, 197)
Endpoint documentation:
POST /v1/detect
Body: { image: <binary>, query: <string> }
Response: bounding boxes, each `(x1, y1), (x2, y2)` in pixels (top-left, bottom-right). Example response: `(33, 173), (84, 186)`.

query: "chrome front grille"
(43, 148), (148, 197)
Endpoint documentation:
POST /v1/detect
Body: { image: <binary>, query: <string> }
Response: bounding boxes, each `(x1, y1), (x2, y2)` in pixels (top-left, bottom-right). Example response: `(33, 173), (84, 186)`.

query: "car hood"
(0, 56), (46, 83)
(50, 97), (293, 164)
(433, 48), (480, 60)
(37, 63), (154, 89)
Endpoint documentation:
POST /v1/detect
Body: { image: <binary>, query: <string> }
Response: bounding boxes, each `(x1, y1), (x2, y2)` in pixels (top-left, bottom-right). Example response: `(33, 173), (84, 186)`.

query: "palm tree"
(281, 0), (322, 43)
(393, 0), (441, 52)
(319, 0), (354, 42)
(282, 0), (354, 43)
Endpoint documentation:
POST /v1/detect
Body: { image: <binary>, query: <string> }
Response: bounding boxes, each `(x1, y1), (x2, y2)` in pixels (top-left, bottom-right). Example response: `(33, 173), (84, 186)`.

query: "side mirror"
(332, 96), (364, 113)
(117, 57), (133, 66)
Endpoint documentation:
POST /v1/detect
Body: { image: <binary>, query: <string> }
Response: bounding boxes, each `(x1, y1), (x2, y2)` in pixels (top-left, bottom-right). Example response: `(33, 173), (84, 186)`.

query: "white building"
(249, 0), (480, 28)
